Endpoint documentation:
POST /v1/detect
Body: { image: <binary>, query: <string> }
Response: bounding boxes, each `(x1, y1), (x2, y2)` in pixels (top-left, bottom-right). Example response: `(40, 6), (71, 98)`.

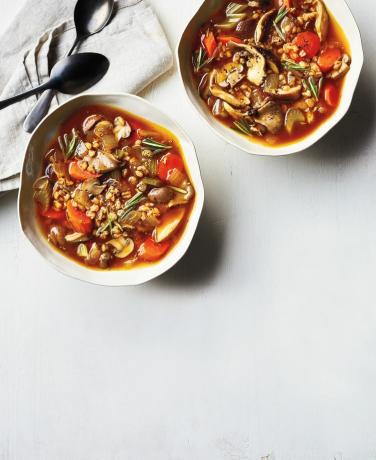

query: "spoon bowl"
(50, 53), (110, 94)
(74, 0), (114, 37)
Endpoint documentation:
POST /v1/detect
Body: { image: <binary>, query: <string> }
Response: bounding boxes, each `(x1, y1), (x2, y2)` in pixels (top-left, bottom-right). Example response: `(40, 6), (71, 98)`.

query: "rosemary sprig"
(141, 138), (172, 154)
(226, 2), (248, 16)
(273, 22), (285, 41)
(58, 129), (79, 159)
(274, 5), (289, 24)
(192, 46), (216, 72)
(307, 76), (319, 100)
(281, 59), (306, 72)
(169, 186), (187, 195)
(233, 119), (252, 136)
(118, 192), (145, 222)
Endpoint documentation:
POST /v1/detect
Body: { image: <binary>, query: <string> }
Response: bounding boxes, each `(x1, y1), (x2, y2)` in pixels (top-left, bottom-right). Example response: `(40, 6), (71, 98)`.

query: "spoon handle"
(23, 89), (55, 133)
(0, 84), (49, 111)
(23, 37), (81, 133)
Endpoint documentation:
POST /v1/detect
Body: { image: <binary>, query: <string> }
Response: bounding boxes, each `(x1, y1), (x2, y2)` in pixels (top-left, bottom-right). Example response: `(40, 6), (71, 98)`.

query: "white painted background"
(1, 0), (376, 459)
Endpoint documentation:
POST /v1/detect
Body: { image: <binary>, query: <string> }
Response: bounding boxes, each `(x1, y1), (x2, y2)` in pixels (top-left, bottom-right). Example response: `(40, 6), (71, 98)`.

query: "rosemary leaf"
(233, 119), (252, 135)
(281, 60), (306, 71)
(169, 186), (187, 195)
(142, 138), (172, 152)
(273, 21), (285, 41)
(307, 76), (319, 100)
(274, 6), (288, 24)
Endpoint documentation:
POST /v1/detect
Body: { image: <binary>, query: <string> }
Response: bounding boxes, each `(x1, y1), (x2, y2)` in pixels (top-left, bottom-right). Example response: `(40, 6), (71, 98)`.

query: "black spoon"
(0, 53), (109, 111)
(23, 0), (114, 132)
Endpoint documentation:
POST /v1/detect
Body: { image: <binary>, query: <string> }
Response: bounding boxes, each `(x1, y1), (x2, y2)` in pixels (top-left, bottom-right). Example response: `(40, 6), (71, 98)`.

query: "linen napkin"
(0, 0), (173, 192)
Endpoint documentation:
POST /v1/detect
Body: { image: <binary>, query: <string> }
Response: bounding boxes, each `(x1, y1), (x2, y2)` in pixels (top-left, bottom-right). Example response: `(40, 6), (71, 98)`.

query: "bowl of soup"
(18, 93), (204, 286)
(177, 0), (363, 155)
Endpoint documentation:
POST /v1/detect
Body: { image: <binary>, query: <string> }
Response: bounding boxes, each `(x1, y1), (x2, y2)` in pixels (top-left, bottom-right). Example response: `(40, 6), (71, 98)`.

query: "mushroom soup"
(192, 0), (351, 146)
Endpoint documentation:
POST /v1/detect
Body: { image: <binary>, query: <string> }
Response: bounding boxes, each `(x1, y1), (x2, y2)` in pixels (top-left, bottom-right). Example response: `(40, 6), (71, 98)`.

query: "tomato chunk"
(318, 47), (342, 73)
(69, 161), (100, 181)
(157, 153), (184, 181)
(323, 82), (340, 107)
(293, 31), (321, 58)
(39, 207), (66, 220)
(217, 35), (242, 45)
(66, 200), (93, 234)
(138, 237), (170, 262)
(202, 31), (217, 58)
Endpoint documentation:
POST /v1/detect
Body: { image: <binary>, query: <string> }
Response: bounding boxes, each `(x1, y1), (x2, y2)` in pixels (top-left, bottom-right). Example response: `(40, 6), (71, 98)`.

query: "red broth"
(34, 104), (195, 270)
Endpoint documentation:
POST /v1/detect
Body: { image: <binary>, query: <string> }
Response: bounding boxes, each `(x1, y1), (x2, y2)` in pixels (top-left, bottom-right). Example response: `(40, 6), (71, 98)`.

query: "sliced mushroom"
(72, 189), (91, 209)
(263, 73), (279, 92)
(216, 62), (244, 88)
(81, 178), (106, 196)
(85, 242), (101, 265)
(222, 101), (249, 120)
(254, 9), (275, 45)
(48, 226), (66, 247)
(210, 85), (250, 108)
(153, 208), (185, 243)
(285, 108), (306, 134)
(212, 98), (227, 117)
(91, 151), (120, 174)
(75, 139), (88, 158)
(280, 15), (294, 36)
(228, 42), (266, 86)
(264, 85), (302, 101)
(198, 73), (210, 99)
(33, 176), (52, 212)
(94, 120), (114, 138)
(108, 236), (135, 259)
(65, 232), (90, 243)
(77, 243), (89, 258)
(83, 114), (103, 134)
(315, 0), (329, 42)
(114, 122), (132, 141)
(99, 252), (112, 268)
(254, 101), (283, 134)
(236, 18), (254, 34)
(327, 54), (351, 80)
(266, 58), (279, 74)
(148, 187), (174, 204)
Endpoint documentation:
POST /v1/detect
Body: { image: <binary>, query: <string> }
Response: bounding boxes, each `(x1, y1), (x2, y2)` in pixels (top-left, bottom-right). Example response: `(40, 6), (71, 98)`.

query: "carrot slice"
(39, 207), (66, 220)
(138, 237), (170, 262)
(293, 31), (321, 58)
(66, 200), (93, 234)
(318, 48), (342, 73)
(68, 161), (100, 181)
(157, 153), (184, 181)
(202, 31), (217, 58)
(323, 82), (339, 107)
(217, 35), (242, 45)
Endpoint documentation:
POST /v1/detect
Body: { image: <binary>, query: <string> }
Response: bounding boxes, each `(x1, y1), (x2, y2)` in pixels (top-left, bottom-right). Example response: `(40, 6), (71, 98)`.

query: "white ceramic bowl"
(177, 0), (363, 156)
(18, 93), (204, 286)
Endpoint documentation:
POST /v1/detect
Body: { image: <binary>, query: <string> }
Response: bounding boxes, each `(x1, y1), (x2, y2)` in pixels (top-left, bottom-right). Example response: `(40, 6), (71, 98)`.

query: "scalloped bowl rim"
(176, 0), (364, 156)
(18, 93), (205, 286)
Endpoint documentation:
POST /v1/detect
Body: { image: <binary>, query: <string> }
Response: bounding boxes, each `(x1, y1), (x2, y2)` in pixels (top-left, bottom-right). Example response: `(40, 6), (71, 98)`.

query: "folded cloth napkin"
(0, 0), (172, 192)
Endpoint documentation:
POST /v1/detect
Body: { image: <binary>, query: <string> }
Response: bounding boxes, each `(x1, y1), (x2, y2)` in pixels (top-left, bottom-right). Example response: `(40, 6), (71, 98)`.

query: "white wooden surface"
(1, 1), (376, 459)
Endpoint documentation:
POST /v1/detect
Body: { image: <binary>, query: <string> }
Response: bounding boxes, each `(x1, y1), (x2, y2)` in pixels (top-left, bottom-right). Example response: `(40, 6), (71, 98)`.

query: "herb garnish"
(58, 128), (79, 159)
(118, 192), (145, 222)
(233, 119), (253, 135)
(273, 6), (289, 41)
(281, 59), (306, 72)
(141, 138), (172, 155)
(307, 76), (319, 100)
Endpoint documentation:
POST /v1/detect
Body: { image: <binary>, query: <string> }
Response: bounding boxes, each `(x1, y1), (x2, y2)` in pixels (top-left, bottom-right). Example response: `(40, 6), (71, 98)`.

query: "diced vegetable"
(138, 237), (170, 262)
(293, 31), (321, 58)
(66, 200), (93, 234)
(69, 161), (100, 181)
(153, 208), (185, 243)
(285, 108), (306, 134)
(202, 31), (217, 58)
(318, 47), (342, 72)
(33, 176), (52, 212)
(323, 82), (339, 107)
(39, 208), (66, 220)
(217, 35), (242, 45)
(158, 153), (184, 181)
